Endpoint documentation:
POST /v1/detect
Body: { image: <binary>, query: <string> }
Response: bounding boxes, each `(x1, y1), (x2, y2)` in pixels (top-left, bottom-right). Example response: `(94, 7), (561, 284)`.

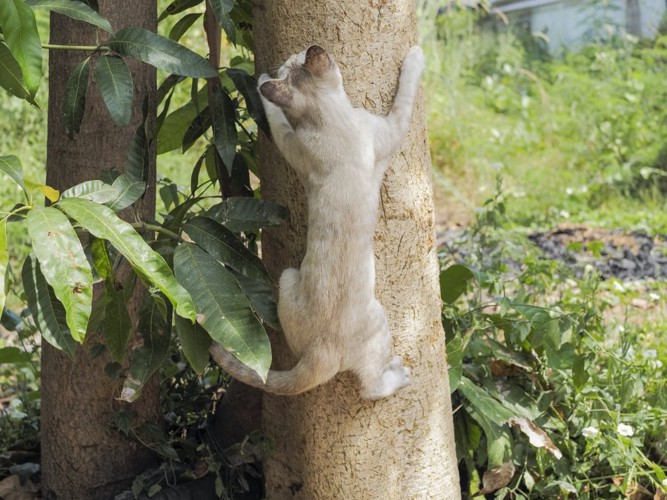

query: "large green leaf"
(210, 84), (237, 173)
(106, 28), (218, 78)
(0, 347), (31, 364)
(125, 100), (150, 182)
(107, 174), (146, 211)
(61, 179), (118, 204)
(208, 0), (235, 42)
(22, 255), (77, 357)
(26, 207), (93, 342)
(174, 243), (270, 381)
(120, 294), (171, 402)
(26, 0), (112, 32)
(207, 197), (288, 233)
(159, 0), (203, 21)
(0, 0), (42, 96)
(168, 12), (201, 42)
(0, 220), (7, 316)
(57, 197), (196, 321)
(94, 55), (133, 127)
(231, 271), (280, 331)
(183, 216), (269, 282)
(0, 42), (32, 102)
(440, 264), (475, 304)
(64, 57), (90, 138)
(459, 377), (516, 425)
(175, 315), (211, 375)
(157, 86), (209, 154)
(0, 155), (28, 202)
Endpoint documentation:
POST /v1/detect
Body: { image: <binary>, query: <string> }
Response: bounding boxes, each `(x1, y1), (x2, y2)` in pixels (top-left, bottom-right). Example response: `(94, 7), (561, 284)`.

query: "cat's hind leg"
(354, 303), (410, 399)
(277, 268), (308, 354)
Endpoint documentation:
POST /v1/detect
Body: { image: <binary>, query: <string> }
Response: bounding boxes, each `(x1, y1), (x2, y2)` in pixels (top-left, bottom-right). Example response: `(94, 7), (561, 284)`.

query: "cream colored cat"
(210, 44), (425, 398)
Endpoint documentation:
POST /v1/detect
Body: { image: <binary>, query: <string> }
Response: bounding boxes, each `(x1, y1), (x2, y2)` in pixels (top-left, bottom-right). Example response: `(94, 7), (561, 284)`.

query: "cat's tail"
(209, 342), (337, 396)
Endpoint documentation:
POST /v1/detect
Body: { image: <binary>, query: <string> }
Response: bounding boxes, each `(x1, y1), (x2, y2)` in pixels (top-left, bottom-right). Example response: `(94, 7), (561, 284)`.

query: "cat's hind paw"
(360, 356), (410, 399)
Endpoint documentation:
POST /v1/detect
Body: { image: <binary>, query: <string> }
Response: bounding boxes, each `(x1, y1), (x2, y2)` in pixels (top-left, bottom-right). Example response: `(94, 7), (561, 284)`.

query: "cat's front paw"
(403, 46), (425, 76)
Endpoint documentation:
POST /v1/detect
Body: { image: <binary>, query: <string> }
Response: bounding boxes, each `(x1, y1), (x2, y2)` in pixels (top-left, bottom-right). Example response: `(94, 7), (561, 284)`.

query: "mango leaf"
(26, 207), (93, 342)
(57, 198), (195, 320)
(107, 174), (146, 211)
(174, 243), (270, 381)
(94, 55), (133, 127)
(440, 264), (475, 304)
(22, 255), (77, 356)
(0, 220), (7, 315)
(231, 271), (280, 331)
(159, 0), (203, 21)
(64, 57), (90, 138)
(226, 68), (268, 135)
(175, 315), (211, 375)
(183, 216), (269, 282)
(0, 155), (28, 202)
(466, 404), (513, 468)
(210, 84), (237, 174)
(106, 28), (218, 78)
(125, 99), (150, 182)
(168, 12), (201, 42)
(39, 185), (60, 203)
(0, 42), (32, 102)
(208, 0), (235, 42)
(61, 179), (118, 204)
(100, 286), (132, 362)
(157, 86), (209, 154)
(0, 0), (42, 96)
(120, 294), (171, 402)
(207, 197), (288, 233)
(26, 0), (112, 32)
(182, 106), (211, 152)
(0, 346), (30, 364)
(459, 376), (516, 425)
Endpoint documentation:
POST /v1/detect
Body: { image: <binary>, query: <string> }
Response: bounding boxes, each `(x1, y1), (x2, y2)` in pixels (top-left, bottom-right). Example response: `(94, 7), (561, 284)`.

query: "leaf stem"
(42, 43), (101, 52)
(130, 222), (181, 241)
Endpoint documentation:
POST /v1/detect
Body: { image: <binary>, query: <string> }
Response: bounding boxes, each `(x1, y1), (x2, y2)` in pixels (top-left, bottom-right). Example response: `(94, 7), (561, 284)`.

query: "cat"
(209, 44), (425, 399)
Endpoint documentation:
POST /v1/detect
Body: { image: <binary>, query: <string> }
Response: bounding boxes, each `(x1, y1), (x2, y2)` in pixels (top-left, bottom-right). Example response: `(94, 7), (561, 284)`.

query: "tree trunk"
(254, 1), (461, 498)
(42, 2), (158, 498)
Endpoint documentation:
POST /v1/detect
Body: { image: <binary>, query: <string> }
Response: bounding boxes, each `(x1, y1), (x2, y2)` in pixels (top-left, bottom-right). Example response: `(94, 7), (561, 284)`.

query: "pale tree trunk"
(42, 2), (158, 498)
(254, 1), (461, 498)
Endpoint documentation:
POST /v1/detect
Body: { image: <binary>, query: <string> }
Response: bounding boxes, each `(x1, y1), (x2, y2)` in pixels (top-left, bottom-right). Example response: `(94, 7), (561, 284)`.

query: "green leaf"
(210, 84), (237, 174)
(0, 346), (30, 364)
(26, 0), (112, 32)
(0, 220), (7, 315)
(61, 179), (118, 204)
(231, 271), (280, 331)
(467, 405), (513, 468)
(57, 197), (196, 321)
(22, 255), (77, 356)
(459, 376), (516, 425)
(101, 285), (132, 362)
(183, 216), (269, 282)
(0, 42), (32, 102)
(0, 0), (42, 96)
(120, 294), (171, 402)
(208, 0), (235, 42)
(168, 12), (201, 42)
(159, 0), (203, 21)
(226, 68), (268, 134)
(94, 55), (133, 127)
(174, 243), (270, 381)
(157, 85), (209, 154)
(106, 28), (218, 78)
(182, 106), (211, 152)
(26, 207), (93, 342)
(175, 315), (211, 375)
(64, 57), (90, 138)
(440, 264), (475, 304)
(107, 173), (146, 211)
(125, 98), (150, 182)
(207, 197), (288, 233)
(0, 155), (28, 202)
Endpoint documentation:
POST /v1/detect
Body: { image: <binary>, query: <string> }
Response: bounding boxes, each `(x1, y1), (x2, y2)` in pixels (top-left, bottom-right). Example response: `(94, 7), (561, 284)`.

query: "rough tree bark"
(42, 2), (158, 498)
(253, 1), (461, 498)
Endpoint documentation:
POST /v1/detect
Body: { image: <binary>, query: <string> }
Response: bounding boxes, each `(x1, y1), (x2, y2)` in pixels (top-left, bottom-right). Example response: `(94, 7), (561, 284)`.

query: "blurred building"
(488, 0), (666, 50)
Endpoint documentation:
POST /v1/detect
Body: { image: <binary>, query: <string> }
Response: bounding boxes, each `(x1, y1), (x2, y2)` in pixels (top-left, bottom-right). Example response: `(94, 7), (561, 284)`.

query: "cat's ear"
(260, 80), (293, 108)
(304, 45), (331, 77)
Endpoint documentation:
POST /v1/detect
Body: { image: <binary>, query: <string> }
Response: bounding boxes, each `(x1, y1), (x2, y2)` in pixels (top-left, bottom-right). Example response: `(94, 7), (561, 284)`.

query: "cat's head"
(259, 45), (343, 120)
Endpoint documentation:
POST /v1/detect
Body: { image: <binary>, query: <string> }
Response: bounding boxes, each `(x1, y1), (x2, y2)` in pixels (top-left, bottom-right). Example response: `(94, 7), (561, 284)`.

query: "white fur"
(209, 45), (425, 398)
